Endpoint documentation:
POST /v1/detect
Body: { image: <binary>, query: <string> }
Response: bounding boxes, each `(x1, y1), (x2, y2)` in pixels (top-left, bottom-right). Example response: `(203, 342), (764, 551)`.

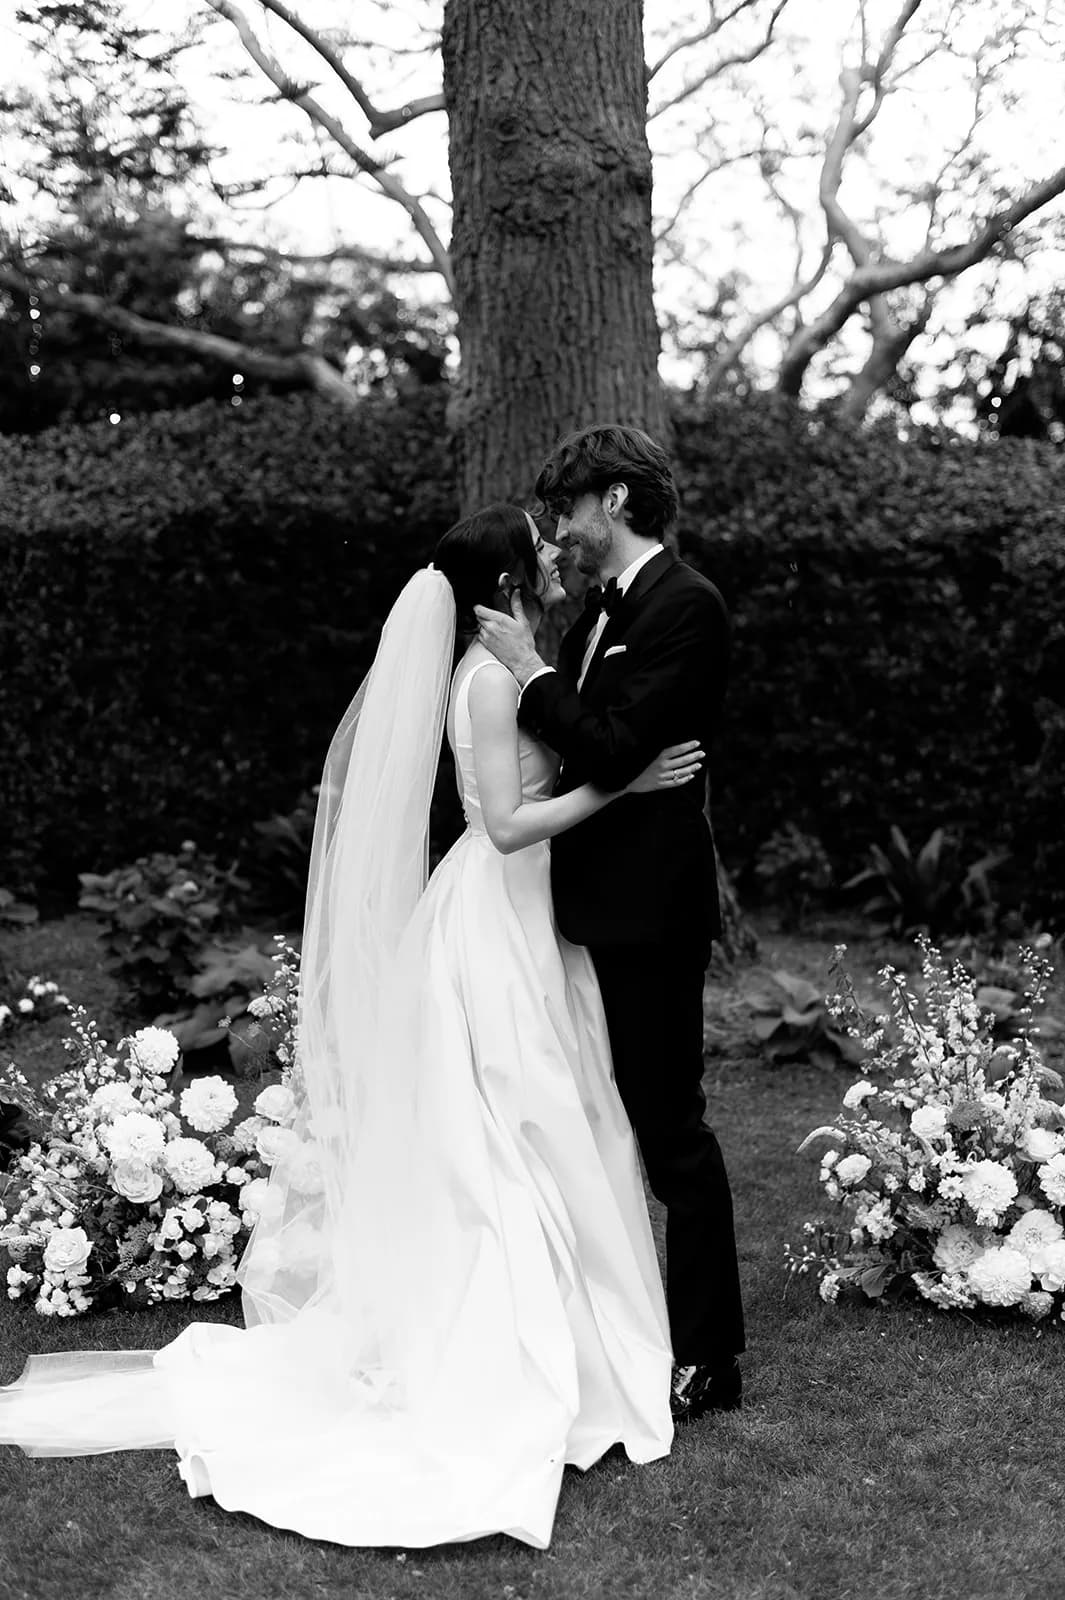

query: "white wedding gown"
(0, 651), (673, 1549)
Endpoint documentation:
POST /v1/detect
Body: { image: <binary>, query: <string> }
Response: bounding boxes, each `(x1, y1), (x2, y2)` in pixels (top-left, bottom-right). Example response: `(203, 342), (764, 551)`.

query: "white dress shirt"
(519, 543), (665, 703)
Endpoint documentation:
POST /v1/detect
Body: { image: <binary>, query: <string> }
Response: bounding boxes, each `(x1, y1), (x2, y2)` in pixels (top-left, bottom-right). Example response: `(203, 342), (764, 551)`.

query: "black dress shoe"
(670, 1359), (742, 1423)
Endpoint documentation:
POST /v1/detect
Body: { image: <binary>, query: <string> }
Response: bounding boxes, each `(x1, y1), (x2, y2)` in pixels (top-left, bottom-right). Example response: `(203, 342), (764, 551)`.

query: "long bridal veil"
(0, 565), (465, 1459)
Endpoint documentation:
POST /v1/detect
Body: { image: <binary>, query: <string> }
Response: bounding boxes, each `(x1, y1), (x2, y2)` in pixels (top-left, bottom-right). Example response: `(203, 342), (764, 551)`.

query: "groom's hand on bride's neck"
(474, 592), (546, 686)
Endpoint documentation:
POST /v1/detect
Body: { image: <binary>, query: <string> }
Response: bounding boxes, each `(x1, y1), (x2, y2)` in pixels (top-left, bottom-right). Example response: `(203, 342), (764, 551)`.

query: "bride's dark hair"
(433, 503), (544, 634)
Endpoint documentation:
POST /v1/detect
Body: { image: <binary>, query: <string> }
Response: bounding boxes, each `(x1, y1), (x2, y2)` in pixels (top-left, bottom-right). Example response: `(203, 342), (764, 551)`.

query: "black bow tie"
(584, 577), (622, 620)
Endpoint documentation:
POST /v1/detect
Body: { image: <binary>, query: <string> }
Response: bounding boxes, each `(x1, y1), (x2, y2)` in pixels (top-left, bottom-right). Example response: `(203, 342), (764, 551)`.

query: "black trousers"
(588, 941), (746, 1366)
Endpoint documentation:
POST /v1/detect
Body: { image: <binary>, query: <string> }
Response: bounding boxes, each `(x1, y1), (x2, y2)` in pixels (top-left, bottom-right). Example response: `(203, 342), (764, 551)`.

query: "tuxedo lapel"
(579, 548), (676, 699)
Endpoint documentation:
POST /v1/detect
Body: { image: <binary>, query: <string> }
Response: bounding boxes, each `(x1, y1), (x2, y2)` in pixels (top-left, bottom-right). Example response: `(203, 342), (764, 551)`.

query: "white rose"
(42, 1227), (92, 1277)
(241, 1237), (282, 1283)
(111, 1157), (164, 1204)
(90, 1082), (139, 1118)
(102, 1112), (166, 1165)
(1021, 1127), (1063, 1163)
(128, 1027), (180, 1074)
(162, 1137), (221, 1195)
(255, 1125), (301, 1167)
(231, 1116), (267, 1153)
(842, 1081), (876, 1110)
(254, 1085), (297, 1125)
(206, 1261), (237, 1288)
(180, 1076), (238, 1134)
(225, 1165), (249, 1187)
(1034, 1239), (1065, 1293)
(910, 1105), (949, 1142)
(835, 1153), (872, 1187)
(1037, 1153), (1065, 1207)
(280, 1221), (321, 1275)
(17, 998), (34, 1015)
(240, 1177), (283, 1221)
(967, 1246), (1031, 1307)
(176, 1240), (197, 1260)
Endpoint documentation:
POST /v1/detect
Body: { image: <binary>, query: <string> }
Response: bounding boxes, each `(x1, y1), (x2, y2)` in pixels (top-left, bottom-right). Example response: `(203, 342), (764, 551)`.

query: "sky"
(3, 0), (1064, 418)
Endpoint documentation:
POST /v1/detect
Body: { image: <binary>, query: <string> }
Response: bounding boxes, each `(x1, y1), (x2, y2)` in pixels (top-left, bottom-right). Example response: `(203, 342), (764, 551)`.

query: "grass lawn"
(1, 915), (1063, 1600)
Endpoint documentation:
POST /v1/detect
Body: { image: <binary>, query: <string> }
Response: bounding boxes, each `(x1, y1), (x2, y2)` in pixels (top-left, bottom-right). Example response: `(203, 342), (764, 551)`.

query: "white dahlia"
(89, 1082), (139, 1118)
(967, 1246), (1031, 1307)
(127, 1027), (181, 1074)
(102, 1112), (166, 1165)
(163, 1137), (221, 1195)
(180, 1076), (238, 1134)
(1007, 1209), (1064, 1265)
(959, 1159), (1017, 1225)
(932, 1224), (983, 1275)
(1037, 1153), (1065, 1207)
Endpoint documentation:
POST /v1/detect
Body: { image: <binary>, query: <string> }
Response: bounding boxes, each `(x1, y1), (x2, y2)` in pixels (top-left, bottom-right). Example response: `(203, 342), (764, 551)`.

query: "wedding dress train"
(0, 649), (673, 1549)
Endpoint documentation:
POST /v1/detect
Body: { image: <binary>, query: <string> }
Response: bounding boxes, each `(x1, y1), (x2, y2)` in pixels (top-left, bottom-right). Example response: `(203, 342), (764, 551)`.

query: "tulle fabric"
(0, 607), (673, 1548)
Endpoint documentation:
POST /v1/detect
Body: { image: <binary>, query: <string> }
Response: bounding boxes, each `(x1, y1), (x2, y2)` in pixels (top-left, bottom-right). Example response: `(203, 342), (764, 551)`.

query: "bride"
(0, 504), (706, 1549)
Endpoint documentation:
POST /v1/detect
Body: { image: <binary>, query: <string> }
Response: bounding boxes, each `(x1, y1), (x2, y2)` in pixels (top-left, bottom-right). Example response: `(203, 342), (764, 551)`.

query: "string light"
(29, 364), (41, 377)
(109, 412), (121, 424)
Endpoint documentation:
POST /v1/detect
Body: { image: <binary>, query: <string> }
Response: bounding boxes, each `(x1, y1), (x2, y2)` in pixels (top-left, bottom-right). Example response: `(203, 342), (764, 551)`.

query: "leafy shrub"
(842, 826), (1009, 938)
(246, 788), (319, 924)
(748, 969), (866, 1070)
(753, 824), (833, 926)
(77, 842), (248, 1013)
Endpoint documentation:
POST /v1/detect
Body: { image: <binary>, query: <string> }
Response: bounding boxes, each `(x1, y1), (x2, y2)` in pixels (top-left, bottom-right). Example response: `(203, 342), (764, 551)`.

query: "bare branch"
(838, 292), (933, 420)
(777, 164), (1065, 395)
(654, 145), (765, 246)
(205, 0), (454, 295)
(648, 0), (761, 80)
(190, 237), (442, 275)
(703, 241), (833, 390)
(649, 0), (790, 119)
(254, 0), (445, 138)
(0, 266), (359, 408)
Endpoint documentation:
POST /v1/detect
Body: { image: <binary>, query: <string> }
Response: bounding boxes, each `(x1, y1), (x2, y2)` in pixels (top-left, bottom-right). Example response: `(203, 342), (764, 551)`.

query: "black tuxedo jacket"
(518, 549), (729, 951)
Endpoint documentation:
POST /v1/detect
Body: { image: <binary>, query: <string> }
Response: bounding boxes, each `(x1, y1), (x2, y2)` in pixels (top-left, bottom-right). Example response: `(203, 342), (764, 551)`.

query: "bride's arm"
(468, 665), (700, 856)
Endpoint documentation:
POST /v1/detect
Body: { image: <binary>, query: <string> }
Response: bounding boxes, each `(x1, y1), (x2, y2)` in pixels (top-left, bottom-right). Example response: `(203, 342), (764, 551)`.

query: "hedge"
(2, 388), (1063, 919)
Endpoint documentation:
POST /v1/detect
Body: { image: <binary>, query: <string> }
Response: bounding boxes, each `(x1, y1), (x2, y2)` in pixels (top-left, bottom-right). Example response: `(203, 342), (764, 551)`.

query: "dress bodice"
(450, 654), (559, 837)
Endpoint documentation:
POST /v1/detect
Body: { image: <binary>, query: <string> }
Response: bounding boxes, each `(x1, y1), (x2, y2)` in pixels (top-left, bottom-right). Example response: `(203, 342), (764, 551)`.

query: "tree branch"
(190, 236), (441, 275)
(254, 0), (445, 138)
(0, 267), (359, 409)
(648, 0), (762, 80)
(703, 241), (833, 390)
(649, 0), (790, 119)
(777, 165), (1065, 396)
(205, 0), (454, 295)
(838, 292), (933, 420)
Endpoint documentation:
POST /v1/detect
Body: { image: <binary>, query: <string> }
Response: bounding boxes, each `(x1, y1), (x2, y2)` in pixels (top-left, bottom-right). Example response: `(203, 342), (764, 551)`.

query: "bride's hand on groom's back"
(625, 740), (704, 795)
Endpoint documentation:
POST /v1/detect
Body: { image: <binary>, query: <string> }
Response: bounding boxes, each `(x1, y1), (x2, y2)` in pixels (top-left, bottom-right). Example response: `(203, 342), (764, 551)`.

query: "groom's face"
(554, 493), (614, 579)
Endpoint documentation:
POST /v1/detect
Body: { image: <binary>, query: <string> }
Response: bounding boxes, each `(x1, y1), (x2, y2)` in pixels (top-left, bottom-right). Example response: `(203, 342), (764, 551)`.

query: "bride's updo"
(433, 504), (545, 635)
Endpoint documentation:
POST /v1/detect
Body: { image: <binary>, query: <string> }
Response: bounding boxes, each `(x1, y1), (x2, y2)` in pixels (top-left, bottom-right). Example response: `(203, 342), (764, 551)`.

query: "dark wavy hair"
(534, 423), (679, 541)
(433, 503), (543, 634)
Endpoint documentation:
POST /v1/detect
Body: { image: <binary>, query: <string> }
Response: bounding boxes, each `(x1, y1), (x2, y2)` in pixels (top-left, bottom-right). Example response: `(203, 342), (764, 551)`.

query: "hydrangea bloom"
(910, 1104), (949, 1141)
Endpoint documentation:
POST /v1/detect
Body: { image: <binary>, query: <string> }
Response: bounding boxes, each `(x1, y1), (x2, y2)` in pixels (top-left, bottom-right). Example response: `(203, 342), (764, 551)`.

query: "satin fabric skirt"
(0, 831), (673, 1548)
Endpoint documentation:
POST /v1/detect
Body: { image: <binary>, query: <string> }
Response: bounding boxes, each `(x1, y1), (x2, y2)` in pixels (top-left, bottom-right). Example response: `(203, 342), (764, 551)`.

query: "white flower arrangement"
(788, 937), (1065, 1323)
(0, 941), (312, 1317)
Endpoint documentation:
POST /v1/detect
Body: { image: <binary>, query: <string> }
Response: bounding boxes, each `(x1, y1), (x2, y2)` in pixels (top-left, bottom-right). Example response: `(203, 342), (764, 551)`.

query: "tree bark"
(442, 0), (667, 511)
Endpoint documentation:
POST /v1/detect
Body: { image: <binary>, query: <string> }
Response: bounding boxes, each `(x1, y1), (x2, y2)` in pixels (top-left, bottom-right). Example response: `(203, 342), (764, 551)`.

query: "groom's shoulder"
(665, 555), (729, 620)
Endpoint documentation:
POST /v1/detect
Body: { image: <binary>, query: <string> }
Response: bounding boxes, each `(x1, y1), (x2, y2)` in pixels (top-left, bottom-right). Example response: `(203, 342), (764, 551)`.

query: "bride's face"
(525, 512), (566, 608)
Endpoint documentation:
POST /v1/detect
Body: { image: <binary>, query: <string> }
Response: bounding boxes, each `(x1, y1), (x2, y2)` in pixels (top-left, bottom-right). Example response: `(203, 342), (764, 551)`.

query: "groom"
(475, 422), (745, 1421)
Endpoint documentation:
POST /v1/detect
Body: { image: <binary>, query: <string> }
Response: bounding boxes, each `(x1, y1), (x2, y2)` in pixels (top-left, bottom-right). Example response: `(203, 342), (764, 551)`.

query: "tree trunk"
(442, 0), (667, 512)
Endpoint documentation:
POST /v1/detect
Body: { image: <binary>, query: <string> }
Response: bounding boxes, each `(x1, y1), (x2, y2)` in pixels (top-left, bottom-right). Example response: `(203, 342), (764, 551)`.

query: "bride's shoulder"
(458, 651), (518, 721)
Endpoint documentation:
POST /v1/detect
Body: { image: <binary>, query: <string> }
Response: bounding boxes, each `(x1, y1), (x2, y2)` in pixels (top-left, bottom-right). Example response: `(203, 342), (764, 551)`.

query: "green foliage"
(675, 394), (1065, 920)
(0, 386), (455, 895)
(748, 969), (866, 1070)
(753, 823), (833, 926)
(77, 842), (246, 1013)
(246, 788), (319, 925)
(842, 825), (1009, 938)
(3, 385), (1065, 923)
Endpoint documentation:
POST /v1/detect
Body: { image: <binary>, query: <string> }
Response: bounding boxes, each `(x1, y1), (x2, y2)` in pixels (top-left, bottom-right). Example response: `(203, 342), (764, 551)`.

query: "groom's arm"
(520, 590), (727, 793)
